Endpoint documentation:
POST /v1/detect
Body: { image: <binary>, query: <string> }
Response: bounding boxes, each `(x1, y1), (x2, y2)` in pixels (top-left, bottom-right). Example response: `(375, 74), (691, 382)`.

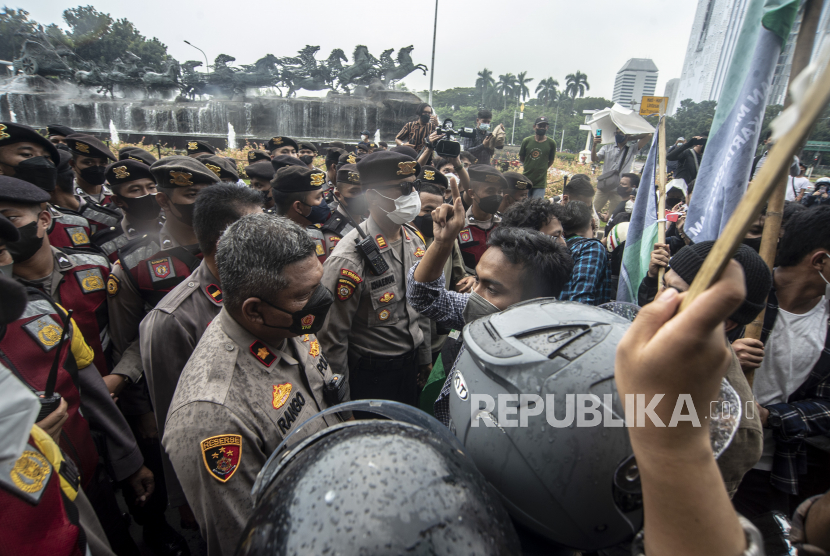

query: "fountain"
(109, 119), (119, 145)
(227, 122), (236, 149)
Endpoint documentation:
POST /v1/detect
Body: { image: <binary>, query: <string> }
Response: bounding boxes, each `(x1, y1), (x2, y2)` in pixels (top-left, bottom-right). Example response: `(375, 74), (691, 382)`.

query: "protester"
(456, 165), (506, 272)
(518, 116), (556, 199)
(665, 136), (685, 175)
(666, 134), (707, 184)
(789, 162), (811, 201)
(500, 196), (565, 244)
(558, 200), (611, 305)
(395, 103), (437, 152)
(803, 177), (830, 207)
(591, 127), (652, 216)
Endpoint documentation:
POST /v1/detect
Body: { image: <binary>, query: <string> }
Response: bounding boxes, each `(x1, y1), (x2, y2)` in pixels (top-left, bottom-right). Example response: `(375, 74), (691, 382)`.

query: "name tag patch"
(278, 391), (306, 435)
(370, 275), (395, 290)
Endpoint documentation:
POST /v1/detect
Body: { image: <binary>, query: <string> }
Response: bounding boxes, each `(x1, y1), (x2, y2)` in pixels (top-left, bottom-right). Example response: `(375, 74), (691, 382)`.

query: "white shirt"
(752, 296), (829, 470)
(596, 141), (641, 174)
(786, 176), (811, 201)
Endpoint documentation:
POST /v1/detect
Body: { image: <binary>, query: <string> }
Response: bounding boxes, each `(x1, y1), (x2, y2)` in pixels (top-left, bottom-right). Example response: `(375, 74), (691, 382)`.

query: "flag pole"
(656, 98), (668, 291)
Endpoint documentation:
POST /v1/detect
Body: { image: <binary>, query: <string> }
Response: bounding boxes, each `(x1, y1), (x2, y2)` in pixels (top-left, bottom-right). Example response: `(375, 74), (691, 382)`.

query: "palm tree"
(535, 77), (559, 107)
(475, 68), (495, 106)
(495, 73), (517, 110)
(515, 71), (534, 104)
(565, 71), (590, 99)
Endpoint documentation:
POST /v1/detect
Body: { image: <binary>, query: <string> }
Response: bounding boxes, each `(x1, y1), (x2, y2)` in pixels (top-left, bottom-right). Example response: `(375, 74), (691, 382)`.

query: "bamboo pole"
(656, 99), (668, 291)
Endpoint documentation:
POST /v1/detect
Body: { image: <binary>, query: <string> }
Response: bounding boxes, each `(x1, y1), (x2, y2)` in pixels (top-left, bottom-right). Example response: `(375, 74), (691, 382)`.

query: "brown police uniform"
(140, 261), (224, 507)
(47, 204), (96, 251)
(163, 308), (343, 556)
(320, 164), (361, 254)
(272, 165), (329, 263)
(65, 134), (118, 207)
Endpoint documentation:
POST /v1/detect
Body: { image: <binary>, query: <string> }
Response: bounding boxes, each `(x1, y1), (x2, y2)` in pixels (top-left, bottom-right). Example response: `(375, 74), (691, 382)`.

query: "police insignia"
(300, 314), (315, 330)
(484, 174), (501, 183)
(375, 235), (387, 249)
(107, 274), (120, 297)
(23, 316), (63, 352)
(75, 142), (90, 154)
(414, 247), (425, 258)
(75, 268), (105, 293)
(187, 141), (198, 151)
(424, 170), (435, 181)
(315, 242), (325, 256)
(379, 292), (394, 303)
(170, 171), (194, 186)
(340, 268), (363, 284)
(205, 163), (222, 177)
(206, 284), (223, 303)
(309, 340), (320, 357)
(347, 171), (359, 184)
(272, 137), (283, 145)
(516, 180), (530, 190)
(113, 166), (130, 179)
(378, 309), (391, 321)
(397, 161), (417, 176)
(337, 279), (355, 301)
(459, 228), (472, 243)
(248, 151), (256, 161)
(10, 450), (51, 497)
(0, 124), (8, 140)
(66, 226), (90, 247)
(201, 435), (242, 482)
(272, 383), (292, 409)
(329, 236), (340, 250)
(250, 340), (276, 367)
(310, 172), (325, 187)
(347, 154), (357, 164)
(148, 257), (175, 281)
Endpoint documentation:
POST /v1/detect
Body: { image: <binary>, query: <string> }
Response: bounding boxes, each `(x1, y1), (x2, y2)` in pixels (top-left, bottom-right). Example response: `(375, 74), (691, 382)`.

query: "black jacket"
(666, 141), (702, 183)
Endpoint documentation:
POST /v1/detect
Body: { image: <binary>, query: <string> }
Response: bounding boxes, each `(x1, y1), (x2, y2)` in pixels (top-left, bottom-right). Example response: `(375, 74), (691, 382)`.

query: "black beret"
(356, 142), (371, 151)
(356, 150), (419, 187)
(418, 166), (448, 189)
(57, 149), (72, 173)
(119, 146), (157, 166)
(150, 156), (220, 188)
(502, 171), (532, 191)
(336, 164), (361, 186)
(389, 145), (418, 159)
(245, 161), (275, 181)
(298, 141), (318, 153)
(185, 140), (216, 155)
(337, 150), (361, 168)
(0, 122), (60, 165)
(247, 149), (271, 164)
(267, 136), (298, 152)
(0, 175), (51, 204)
(0, 214), (19, 243)
(326, 147), (345, 166)
(65, 133), (116, 161)
(468, 164), (508, 189)
(106, 159), (155, 189)
(202, 155), (239, 181)
(329, 141), (346, 150)
(46, 124), (75, 138)
(272, 166), (326, 193)
(271, 155), (308, 172)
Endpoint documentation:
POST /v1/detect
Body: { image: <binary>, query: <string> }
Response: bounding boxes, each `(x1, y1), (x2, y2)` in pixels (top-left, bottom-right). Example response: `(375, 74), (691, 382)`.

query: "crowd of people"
(0, 98), (829, 556)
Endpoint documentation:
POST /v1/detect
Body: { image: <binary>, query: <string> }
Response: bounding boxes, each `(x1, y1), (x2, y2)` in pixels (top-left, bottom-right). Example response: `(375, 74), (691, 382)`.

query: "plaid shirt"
(405, 261), (469, 331)
(560, 236), (612, 306)
(761, 287), (830, 495)
(395, 120), (437, 153)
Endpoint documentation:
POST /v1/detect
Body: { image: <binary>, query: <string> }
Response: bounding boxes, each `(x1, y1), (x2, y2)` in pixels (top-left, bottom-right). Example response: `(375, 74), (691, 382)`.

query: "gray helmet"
(239, 401), (520, 556)
(448, 299), (641, 551)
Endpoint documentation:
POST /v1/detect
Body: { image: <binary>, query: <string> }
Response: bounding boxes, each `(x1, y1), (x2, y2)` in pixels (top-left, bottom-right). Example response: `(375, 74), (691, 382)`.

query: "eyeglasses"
(375, 180), (421, 197)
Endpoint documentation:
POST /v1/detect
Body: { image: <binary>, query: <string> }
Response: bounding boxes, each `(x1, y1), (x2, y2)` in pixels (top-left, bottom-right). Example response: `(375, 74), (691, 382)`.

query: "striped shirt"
(396, 120), (436, 152)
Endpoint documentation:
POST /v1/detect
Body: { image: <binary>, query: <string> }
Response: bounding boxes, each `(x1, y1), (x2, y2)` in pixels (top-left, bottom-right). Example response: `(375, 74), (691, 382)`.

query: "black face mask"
(742, 236), (762, 253)
(615, 132), (626, 144)
(117, 193), (160, 221)
(171, 202), (196, 227)
(301, 197), (330, 225)
(412, 214), (434, 238)
(478, 194), (503, 215)
(8, 221), (44, 263)
(616, 185), (632, 198)
(535, 127), (547, 136)
(260, 284), (334, 335)
(419, 114), (431, 124)
(14, 157), (57, 191)
(55, 143), (70, 152)
(340, 193), (368, 218)
(79, 165), (107, 186)
(299, 155), (315, 165)
(57, 171), (75, 194)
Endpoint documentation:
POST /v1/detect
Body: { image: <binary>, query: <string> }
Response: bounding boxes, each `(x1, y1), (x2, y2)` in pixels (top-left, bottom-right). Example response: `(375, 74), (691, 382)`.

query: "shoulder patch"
(148, 257), (175, 282)
(337, 278), (355, 301)
(375, 234), (387, 249)
(6, 449), (52, 504)
(201, 435), (242, 483)
(315, 241), (325, 256)
(65, 226), (90, 247)
(403, 228), (410, 241)
(205, 284), (223, 303)
(75, 268), (106, 294)
(414, 247), (425, 258)
(250, 340), (276, 367)
(329, 236), (341, 250)
(459, 228), (473, 243)
(340, 268), (363, 284)
(379, 292), (394, 303)
(272, 383), (292, 410)
(107, 274), (120, 297)
(23, 316), (64, 352)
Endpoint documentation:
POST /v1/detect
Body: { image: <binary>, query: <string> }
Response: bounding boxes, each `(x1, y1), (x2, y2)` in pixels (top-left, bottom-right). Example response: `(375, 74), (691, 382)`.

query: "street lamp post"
(184, 40), (210, 77)
(428, 0), (438, 106)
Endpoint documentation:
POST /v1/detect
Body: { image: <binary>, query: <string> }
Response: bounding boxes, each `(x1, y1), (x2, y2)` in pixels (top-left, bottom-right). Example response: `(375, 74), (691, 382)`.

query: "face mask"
(616, 185), (631, 197)
(259, 190), (272, 205)
(376, 190), (421, 225)
(535, 128), (547, 136)
(361, 135), (369, 142)
(479, 123), (490, 131)
(299, 155), (315, 165)
(412, 214), (434, 238)
(57, 171), (76, 194)
(341, 193), (368, 217)
(462, 291), (500, 324)
(171, 201), (196, 227)
(625, 200), (635, 213)
(305, 199), (331, 225)
(14, 157), (57, 191)
(477, 194), (503, 215)
(79, 165), (107, 186)
(742, 236), (762, 253)
(615, 132), (626, 144)
(117, 193), (160, 221)
(819, 253), (830, 287)
(444, 172), (459, 185)
(0, 263), (13, 277)
(8, 221), (44, 263)
(260, 283), (334, 335)
(56, 143), (70, 152)
(419, 114), (431, 124)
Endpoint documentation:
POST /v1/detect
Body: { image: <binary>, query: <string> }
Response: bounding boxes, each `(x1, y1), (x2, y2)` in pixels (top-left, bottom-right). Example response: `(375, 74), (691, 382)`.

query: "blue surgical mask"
(479, 123), (490, 131)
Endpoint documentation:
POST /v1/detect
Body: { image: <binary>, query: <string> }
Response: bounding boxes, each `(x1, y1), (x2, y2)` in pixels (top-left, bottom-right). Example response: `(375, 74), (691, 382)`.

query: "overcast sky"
(23, 0), (699, 100)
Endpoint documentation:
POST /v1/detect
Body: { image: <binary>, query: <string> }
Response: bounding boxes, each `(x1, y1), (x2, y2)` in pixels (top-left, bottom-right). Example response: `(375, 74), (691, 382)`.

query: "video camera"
(434, 118), (475, 158)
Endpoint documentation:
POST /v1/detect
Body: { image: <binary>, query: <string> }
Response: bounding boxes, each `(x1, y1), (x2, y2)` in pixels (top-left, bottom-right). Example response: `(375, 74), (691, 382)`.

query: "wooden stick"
(656, 99), (668, 291)
(679, 54), (830, 313)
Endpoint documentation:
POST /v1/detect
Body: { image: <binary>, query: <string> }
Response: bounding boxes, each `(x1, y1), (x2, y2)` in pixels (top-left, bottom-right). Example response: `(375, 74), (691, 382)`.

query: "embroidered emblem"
(149, 258), (174, 280)
(337, 279), (355, 301)
(113, 166), (130, 179)
(300, 314), (315, 330)
(302, 334), (310, 342)
(378, 309), (391, 321)
(340, 268), (363, 284)
(107, 274), (120, 297)
(205, 163), (222, 177)
(414, 247), (425, 258)
(129, 156), (144, 163)
(10, 450), (50, 494)
(329, 236), (341, 250)
(66, 226), (90, 247)
(272, 383), (292, 410)
(309, 340), (320, 357)
(201, 435), (242, 482)
(347, 154), (357, 164)
(23, 316), (63, 352)
(397, 161), (417, 176)
(170, 171), (194, 186)
(515, 180), (530, 190)
(315, 242), (325, 256)
(310, 172), (325, 187)
(187, 141), (198, 151)
(250, 340), (276, 367)
(379, 292), (394, 303)
(0, 124), (8, 140)
(403, 228), (410, 241)
(272, 137), (283, 145)
(76, 268), (105, 293)
(424, 170), (435, 181)
(75, 142), (90, 154)
(459, 228), (472, 243)
(347, 171), (360, 184)
(206, 284), (223, 303)
(484, 174), (501, 183)
(375, 235), (387, 249)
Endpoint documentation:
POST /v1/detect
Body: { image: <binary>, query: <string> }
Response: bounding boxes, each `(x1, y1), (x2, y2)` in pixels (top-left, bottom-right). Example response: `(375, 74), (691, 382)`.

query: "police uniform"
(318, 150), (431, 406)
(47, 204), (96, 251)
(456, 165), (506, 272)
(272, 165), (329, 263)
(185, 140), (216, 157)
(65, 134), (118, 207)
(140, 261), (223, 508)
(163, 308), (343, 556)
(320, 163), (361, 254)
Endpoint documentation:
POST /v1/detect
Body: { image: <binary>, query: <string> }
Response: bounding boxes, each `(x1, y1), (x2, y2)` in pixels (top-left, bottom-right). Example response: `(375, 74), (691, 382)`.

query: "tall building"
(664, 78), (681, 115)
(611, 59), (659, 108)
(769, 2), (830, 106)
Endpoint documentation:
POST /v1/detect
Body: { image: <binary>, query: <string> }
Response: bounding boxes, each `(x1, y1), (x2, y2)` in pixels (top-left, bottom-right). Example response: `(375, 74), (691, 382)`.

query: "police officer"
(246, 149), (270, 164)
(64, 134), (118, 208)
(323, 147), (344, 190)
(201, 154), (240, 183)
(271, 165), (328, 263)
(140, 185), (263, 530)
(184, 140), (216, 158)
(119, 145), (157, 166)
(500, 170), (532, 213)
(456, 164), (506, 272)
(267, 135), (299, 158)
(297, 141), (318, 168)
(163, 213), (344, 556)
(320, 163), (365, 255)
(92, 159), (162, 263)
(45, 123), (76, 146)
(245, 160), (275, 212)
(318, 150), (431, 406)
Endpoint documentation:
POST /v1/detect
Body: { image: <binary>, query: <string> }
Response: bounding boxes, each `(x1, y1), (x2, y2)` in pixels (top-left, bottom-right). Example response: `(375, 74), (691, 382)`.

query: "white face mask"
(445, 173), (459, 185)
(376, 190), (421, 225)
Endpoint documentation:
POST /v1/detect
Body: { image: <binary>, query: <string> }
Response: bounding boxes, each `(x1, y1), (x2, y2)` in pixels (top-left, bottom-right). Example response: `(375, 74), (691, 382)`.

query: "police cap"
(106, 159), (155, 189)
(272, 166), (326, 193)
(202, 155), (240, 181)
(0, 175), (51, 204)
(46, 124), (75, 138)
(355, 150), (419, 187)
(418, 165), (448, 189)
(185, 140), (216, 156)
(65, 133), (116, 161)
(245, 161), (275, 181)
(0, 122), (60, 165)
(247, 149), (271, 164)
(468, 164), (508, 189)
(298, 141), (318, 153)
(336, 163), (360, 186)
(150, 156), (220, 189)
(271, 155), (308, 172)
(267, 136), (298, 153)
(502, 171), (532, 190)
(337, 150), (360, 169)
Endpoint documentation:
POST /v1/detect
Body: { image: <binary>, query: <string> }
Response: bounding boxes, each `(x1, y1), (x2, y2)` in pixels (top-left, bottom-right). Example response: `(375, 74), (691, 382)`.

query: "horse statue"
(336, 45), (381, 93)
(142, 59), (181, 92)
(382, 45), (427, 86)
(181, 60), (208, 99)
(75, 61), (106, 88)
(231, 54), (280, 96)
(321, 48), (348, 85)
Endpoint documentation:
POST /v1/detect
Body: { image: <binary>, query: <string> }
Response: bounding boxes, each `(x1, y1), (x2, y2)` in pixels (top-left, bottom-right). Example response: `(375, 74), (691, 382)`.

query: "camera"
(434, 118), (475, 158)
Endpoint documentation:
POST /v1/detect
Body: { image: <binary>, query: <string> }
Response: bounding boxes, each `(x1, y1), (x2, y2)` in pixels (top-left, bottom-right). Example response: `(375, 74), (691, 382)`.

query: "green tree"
(495, 73), (517, 110)
(565, 71), (590, 99)
(535, 77), (559, 107)
(0, 7), (37, 63)
(475, 68), (495, 107)
(515, 70), (533, 103)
